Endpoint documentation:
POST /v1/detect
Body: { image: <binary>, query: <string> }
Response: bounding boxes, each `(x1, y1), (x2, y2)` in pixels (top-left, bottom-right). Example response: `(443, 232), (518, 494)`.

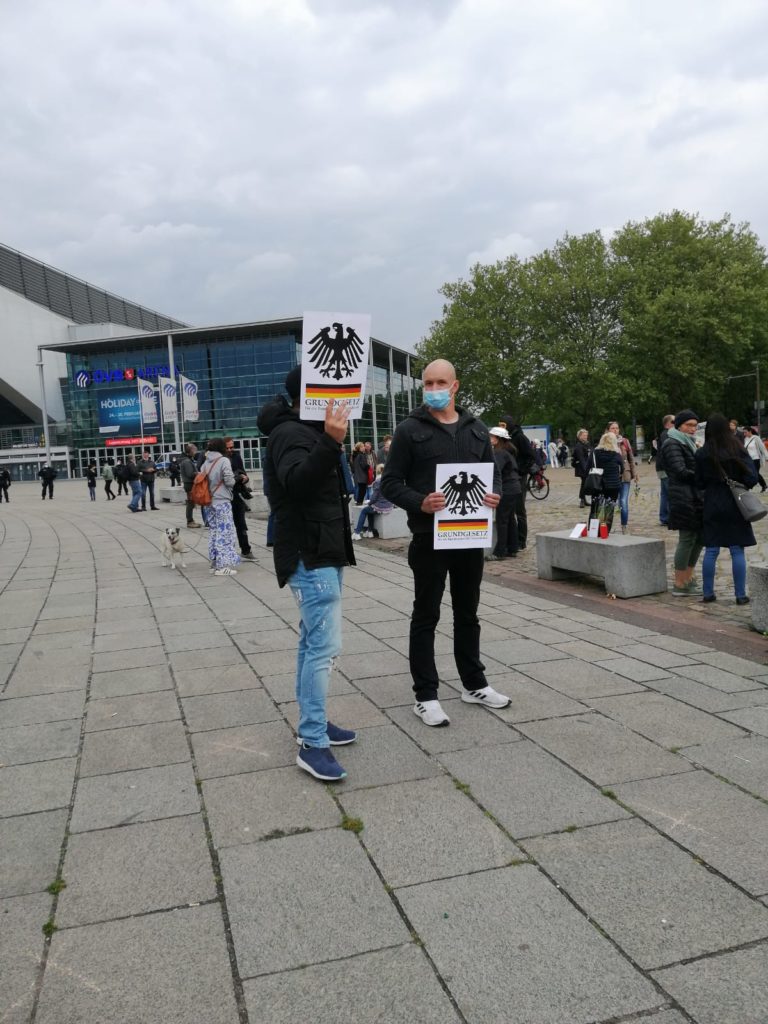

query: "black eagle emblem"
(440, 471), (486, 515)
(306, 322), (365, 379)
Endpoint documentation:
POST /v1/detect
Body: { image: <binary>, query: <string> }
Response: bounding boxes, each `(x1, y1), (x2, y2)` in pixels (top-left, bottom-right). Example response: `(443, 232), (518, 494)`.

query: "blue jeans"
(355, 506), (375, 533)
(702, 545), (747, 599)
(619, 481), (631, 526)
(288, 561), (343, 747)
(128, 480), (142, 510)
(658, 476), (669, 525)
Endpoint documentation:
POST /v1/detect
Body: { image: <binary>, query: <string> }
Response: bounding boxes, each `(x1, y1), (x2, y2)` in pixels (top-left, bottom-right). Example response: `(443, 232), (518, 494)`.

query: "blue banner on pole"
(97, 387), (142, 436)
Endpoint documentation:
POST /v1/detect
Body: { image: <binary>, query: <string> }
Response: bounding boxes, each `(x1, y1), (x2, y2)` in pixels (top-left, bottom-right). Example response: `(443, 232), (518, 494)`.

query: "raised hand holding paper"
(300, 311), (371, 420)
(433, 462), (495, 550)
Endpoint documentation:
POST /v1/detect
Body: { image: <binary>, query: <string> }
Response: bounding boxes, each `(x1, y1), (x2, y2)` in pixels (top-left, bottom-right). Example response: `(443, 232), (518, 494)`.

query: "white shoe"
(214, 567), (238, 576)
(461, 685), (511, 709)
(413, 700), (450, 727)
(362, 530), (373, 538)
(352, 532), (362, 541)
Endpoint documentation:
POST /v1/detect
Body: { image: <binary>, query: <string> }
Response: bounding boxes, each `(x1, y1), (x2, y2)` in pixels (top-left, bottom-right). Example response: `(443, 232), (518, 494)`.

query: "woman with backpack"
(196, 438), (240, 576)
(695, 413), (759, 605)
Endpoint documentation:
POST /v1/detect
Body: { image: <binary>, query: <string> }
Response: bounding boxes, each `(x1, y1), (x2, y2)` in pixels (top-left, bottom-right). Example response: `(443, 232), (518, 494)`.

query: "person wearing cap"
(381, 359), (510, 728)
(742, 425), (767, 493)
(488, 425), (521, 560)
(661, 410), (704, 597)
(256, 366), (357, 782)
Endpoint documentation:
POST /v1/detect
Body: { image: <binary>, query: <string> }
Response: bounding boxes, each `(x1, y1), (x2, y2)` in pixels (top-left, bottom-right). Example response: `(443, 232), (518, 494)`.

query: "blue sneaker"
(297, 743), (347, 781)
(296, 721), (357, 747)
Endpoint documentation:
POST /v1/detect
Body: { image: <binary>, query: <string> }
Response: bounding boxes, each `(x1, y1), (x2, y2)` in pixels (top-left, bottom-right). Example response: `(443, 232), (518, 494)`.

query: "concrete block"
(80, 720), (190, 777)
(341, 776), (520, 887)
(695, 650), (768, 679)
(182, 688), (279, 732)
(174, 663), (262, 697)
(347, 672), (416, 707)
(398, 866), (659, 1024)
(643, 675), (768, 713)
(536, 530), (667, 597)
(527, 819), (768, 969)
(191, 721), (296, 779)
(519, 713), (692, 786)
(70, 763), (199, 833)
(516, 658), (645, 699)
(0, 893), (51, 1024)
(674, 662), (761, 693)
(243, 945), (462, 1024)
(614, 770), (768, 895)
(337, 648), (410, 679)
(203, 765), (339, 847)
(58, 815), (215, 926)
(89, 665), (174, 699)
(652, 946), (768, 1024)
(748, 563), (768, 632)
(334, 724), (441, 791)
(158, 485), (185, 503)
(586, 692), (746, 747)
(0, 809), (67, 897)
(0, 758), (76, 817)
(386, 697), (522, 754)
(220, 830), (408, 976)
(681, 735), (768, 799)
(0, 720), (80, 766)
(592, 656), (672, 682)
(35, 906), (239, 1024)
(280, 693), (387, 732)
(719, 705), (768, 738)
(440, 741), (629, 838)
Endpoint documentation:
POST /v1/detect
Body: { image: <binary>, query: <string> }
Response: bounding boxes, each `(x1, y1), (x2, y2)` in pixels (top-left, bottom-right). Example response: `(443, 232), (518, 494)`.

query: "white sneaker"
(352, 532), (362, 541)
(413, 700), (450, 727)
(461, 685), (511, 709)
(362, 530), (373, 538)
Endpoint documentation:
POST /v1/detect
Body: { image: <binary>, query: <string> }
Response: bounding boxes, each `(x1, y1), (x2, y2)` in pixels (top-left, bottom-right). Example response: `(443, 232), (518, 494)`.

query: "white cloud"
(0, 0), (767, 344)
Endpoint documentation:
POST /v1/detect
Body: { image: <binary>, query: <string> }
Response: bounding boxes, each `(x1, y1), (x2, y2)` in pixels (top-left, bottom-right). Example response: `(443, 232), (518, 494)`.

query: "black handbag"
(725, 475), (767, 523)
(583, 451), (604, 496)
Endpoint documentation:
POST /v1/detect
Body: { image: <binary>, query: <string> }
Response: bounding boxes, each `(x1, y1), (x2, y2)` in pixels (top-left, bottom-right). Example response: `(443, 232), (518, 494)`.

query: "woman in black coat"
(351, 443), (370, 505)
(694, 413), (758, 604)
(572, 429), (591, 508)
(661, 411), (704, 596)
(487, 427), (521, 560)
(590, 433), (623, 531)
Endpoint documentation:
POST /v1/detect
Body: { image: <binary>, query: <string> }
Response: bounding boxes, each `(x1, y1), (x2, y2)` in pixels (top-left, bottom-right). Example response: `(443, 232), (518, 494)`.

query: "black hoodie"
(257, 397), (355, 587)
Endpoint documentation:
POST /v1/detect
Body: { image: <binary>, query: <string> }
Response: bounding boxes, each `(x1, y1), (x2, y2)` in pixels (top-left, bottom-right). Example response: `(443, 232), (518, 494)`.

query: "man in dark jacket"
(257, 366), (357, 782)
(179, 443), (201, 528)
(572, 429), (591, 508)
(381, 359), (510, 727)
(137, 449), (158, 510)
(125, 456), (142, 512)
(655, 414), (674, 525)
(38, 464), (57, 500)
(500, 414), (534, 548)
(0, 468), (11, 502)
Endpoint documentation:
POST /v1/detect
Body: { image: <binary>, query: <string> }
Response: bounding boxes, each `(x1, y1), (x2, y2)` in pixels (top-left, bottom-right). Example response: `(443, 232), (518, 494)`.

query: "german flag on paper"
(437, 518), (489, 532)
(305, 383), (362, 400)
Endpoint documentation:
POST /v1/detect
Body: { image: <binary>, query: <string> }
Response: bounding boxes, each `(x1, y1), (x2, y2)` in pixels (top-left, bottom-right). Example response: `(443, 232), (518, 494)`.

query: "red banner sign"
(105, 436), (158, 447)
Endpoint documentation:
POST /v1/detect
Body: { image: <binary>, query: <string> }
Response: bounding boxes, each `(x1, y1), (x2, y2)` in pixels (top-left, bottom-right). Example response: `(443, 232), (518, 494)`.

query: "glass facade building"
(45, 318), (420, 473)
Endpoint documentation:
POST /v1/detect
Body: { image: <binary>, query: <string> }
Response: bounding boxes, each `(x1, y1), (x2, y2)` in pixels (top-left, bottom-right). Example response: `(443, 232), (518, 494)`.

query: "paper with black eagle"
(299, 311), (372, 420)
(433, 462), (495, 550)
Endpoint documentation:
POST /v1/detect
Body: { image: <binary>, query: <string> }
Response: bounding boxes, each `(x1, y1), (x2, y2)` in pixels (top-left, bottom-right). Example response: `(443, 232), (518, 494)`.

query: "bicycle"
(527, 467), (550, 500)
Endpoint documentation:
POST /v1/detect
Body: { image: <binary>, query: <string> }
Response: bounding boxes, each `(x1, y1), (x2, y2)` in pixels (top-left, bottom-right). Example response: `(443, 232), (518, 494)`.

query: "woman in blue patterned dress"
(203, 439), (241, 576)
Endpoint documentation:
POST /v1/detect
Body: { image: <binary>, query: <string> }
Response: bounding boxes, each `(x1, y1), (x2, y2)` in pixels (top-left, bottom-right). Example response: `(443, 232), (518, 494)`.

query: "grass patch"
(453, 779), (471, 794)
(261, 827), (312, 841)
(46, 878), (67, 896)
(562, 824), (578, 833)
(42, 918), (57, 938)
(341, 815), (364, 835)
(601, 788), (617, 800)
(507, 857), (529, 866)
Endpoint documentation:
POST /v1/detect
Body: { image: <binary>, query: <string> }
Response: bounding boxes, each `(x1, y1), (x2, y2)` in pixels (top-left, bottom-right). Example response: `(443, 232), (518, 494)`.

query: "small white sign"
(569, 523), (587, 538)
(588, 519), (600, 538)
(433, 462), (495, 550)
(299, 311), (371, 421)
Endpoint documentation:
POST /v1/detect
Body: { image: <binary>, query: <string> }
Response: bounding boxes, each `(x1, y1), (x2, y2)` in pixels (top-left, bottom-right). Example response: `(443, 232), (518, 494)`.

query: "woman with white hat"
(488, 426), (521, 560)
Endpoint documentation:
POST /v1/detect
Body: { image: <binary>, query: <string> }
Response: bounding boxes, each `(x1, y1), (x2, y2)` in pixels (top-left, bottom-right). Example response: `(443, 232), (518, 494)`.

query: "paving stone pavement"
(1, 480), (768, 1024)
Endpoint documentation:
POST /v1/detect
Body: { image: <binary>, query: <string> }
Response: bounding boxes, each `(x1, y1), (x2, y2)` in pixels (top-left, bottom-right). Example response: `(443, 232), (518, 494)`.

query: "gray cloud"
(2, 0), (766, 348)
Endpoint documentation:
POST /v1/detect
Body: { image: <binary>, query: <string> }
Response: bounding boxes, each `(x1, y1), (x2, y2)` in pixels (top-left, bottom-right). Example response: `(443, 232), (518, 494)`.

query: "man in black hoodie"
(381, 359), (510, 727)
(257, 366), (357, 782)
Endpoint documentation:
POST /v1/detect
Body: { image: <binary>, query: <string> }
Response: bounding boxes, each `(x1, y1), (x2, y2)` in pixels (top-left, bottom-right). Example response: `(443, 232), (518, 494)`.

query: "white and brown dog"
(161, 527), (187, 570)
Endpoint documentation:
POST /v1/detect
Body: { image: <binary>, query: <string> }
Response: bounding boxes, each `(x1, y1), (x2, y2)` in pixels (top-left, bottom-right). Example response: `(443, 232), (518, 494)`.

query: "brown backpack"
(190, 456), (222, 506)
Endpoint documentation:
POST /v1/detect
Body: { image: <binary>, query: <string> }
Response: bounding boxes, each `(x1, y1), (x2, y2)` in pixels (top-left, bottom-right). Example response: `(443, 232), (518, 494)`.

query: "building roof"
(0, 242), (187, 332)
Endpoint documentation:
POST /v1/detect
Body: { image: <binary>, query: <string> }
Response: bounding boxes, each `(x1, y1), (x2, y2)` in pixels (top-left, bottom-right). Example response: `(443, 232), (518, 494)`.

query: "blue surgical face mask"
(423, 388), (452, 410)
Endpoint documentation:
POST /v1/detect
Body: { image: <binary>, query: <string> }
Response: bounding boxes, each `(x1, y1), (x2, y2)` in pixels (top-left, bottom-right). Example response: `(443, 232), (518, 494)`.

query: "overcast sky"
(2, 0), (767, 349)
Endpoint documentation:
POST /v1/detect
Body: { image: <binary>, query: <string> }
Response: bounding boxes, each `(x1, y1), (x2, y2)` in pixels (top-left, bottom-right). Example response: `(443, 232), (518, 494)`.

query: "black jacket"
(257, 397), (355, 587)
(493, 448), (521, 496)
(500, 417), (534, 474)
(38, 467), (57, 483)
(593, 449), (623, 491)
(381, 405), (500, 533)
(661, 436), (702, 532)
(572, 440), (591, 478)
(695, 445), (758, 548)
(125, 461), (140, 481)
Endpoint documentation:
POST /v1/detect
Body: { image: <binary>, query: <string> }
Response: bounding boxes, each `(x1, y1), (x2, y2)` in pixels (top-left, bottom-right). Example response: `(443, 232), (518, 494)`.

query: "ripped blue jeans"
(288, 561), (343, 748)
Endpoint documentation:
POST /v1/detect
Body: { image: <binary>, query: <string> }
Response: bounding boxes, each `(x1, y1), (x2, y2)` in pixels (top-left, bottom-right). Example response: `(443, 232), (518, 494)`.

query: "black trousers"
(407, 533), (488, 701)
(232, 495), (251, 554)
(515, 478), (528, 547)
(117, 479), (128, 495)
(141, 479), (156, 509)
(41, 482), (53, 499)
(184, 484), (196, 524)
(493, 494), (518, 557)
(0, 483), (9, 502)
(752, 460), (767, 491)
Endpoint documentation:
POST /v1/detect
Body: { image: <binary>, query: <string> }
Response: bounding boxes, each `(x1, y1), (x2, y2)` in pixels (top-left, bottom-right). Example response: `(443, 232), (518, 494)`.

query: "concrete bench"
(536, 530), (667, 599)
(158, 486), (186, 504)
(748, 565), (768, 631)
(349, 505), (411, 539)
